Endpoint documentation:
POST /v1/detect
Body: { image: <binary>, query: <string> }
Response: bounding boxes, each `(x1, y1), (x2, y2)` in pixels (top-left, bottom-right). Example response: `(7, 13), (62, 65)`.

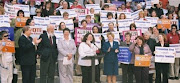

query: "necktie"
(49, 36), (52, 45)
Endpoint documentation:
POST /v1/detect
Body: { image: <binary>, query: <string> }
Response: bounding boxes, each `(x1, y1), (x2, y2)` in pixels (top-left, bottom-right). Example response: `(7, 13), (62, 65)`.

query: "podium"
(82, 55), (104, 83)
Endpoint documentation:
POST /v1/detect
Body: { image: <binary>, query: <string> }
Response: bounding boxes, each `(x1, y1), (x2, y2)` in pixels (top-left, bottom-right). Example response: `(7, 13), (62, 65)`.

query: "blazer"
(129, 43), (152, 64)
(145, 38), (156, 55)
(57, 39), (77, 60)
(37, 32), (58, 62)
(102, 41), (119, 63)
(18, 35), (36, 65)
(120, 41), (132, 47)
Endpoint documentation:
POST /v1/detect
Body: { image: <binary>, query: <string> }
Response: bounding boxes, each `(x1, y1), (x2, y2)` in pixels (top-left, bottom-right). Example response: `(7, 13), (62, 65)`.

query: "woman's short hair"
(171, 24), (177, 30)
(130, 23), (137, 30)
(81, 20), (87, 24)
(82, 33), (95, 43)
(17, 10), (24, 17)
(85, 15), (91, 19)
(63, 28), (70, 33)
(107, 12), (113, 18)
(119, 13), (126, 19)
(26, 19), (33, 26)
(107, 32), (114, 38)
(59, 22), (66, 30)
(63, 12), (69, 17)
(135, 36), (145, 45)
(92, 26), (99, 33)
(0, 31), (8, 40)
(125, 32), (132, 37)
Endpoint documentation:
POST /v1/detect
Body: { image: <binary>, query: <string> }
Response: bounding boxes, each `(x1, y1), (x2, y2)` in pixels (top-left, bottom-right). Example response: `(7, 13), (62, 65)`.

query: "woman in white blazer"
(57, 28), (77, 83)
(78, 33), (99, 83)
(0, 31), (13, 83)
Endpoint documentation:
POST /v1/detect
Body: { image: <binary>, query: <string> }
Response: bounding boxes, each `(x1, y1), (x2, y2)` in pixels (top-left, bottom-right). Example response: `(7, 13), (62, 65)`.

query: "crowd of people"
(0, 0), (180, 83)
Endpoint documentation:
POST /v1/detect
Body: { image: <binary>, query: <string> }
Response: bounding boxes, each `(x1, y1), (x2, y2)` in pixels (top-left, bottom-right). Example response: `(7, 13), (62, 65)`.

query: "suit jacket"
(37, 32), (58, 62)
(18, 35), (36, 65)
(57, 39), (77, 60)
(102, 41), (119, 63)
(145, 38), (156, 55)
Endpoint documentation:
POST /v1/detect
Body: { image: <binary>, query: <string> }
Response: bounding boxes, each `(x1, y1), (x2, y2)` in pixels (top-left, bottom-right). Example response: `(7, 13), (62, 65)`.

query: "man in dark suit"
(37, 24), (58, 83)
(18, 26), (42, 83)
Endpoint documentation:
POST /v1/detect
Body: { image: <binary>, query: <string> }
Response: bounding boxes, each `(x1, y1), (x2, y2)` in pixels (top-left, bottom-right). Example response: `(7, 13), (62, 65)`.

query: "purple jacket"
(129, 43), (152, 64)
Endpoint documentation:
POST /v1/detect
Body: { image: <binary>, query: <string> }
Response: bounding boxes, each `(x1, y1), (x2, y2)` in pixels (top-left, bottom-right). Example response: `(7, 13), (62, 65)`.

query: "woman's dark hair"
(26, 19), (33, 26)
(107, 12), (113, 18)
(59, 22), (66, 30)
(135, 36), (145, 46)
(92, 26), (99, 33)
(102, 4), (109, 10)
(17, 10), (24, 17)
(62, 1), (70, 9)
(81, 20), (87, 24)
(171, 24), (177, 31)
(159, 33), (167, 42)
(82, 33), (95, 43)
(0, 31), (8, 40)
(130, 23), (137, 30)
(63, 28), (70, 33)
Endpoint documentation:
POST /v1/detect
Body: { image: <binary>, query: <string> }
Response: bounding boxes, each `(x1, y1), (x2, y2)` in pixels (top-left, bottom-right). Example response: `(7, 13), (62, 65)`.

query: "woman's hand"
(115, 49), (119, 53)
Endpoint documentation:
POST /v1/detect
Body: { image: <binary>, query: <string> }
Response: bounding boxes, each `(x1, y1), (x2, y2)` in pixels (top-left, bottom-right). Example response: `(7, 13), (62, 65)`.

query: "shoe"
(175, 77), (179, 80)
(169, 77), (175, 80)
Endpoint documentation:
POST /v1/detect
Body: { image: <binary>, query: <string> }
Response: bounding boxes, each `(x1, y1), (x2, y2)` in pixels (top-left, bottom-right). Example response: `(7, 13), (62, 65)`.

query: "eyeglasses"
(3, 35), (9, 37)
(36, 12), (41, 13)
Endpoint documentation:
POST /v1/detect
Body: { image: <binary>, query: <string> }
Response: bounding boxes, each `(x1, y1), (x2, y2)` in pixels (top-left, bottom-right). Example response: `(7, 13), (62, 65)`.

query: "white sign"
(60, 19), (74, 32)
(118, 19), (134, 33)
(101, 19), (117, 32)
(131, 9), (143, 20)
(34, 16), (50, 28)
(0, 15), (10, 27)
(117, 12), (132, 19)
(135, 20), (151, 33)
(100, 10), (116, 22)
(93, 33), (102, 48)
(155, 47), (176, 63)
(85, 4), (101, 14)
(169, 0), (180, 7)
(78, 14), (94, 26)
(102, 32), (120, 43)
(170, 44), (180, 58)
(14, 4), (30, 17)
(30, 26), (44, 38)
(145, 17), (159, 27)
(59, 9), (77, 18)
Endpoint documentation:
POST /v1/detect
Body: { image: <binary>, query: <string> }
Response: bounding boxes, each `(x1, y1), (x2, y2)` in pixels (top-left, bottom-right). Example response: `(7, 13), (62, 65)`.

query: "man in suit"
(37, 24), (58, 83)
(18, 26), (42, 83)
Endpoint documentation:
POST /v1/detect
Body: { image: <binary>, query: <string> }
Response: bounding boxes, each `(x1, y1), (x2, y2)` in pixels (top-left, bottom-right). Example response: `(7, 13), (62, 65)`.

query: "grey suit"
(57, 39), (76, 83)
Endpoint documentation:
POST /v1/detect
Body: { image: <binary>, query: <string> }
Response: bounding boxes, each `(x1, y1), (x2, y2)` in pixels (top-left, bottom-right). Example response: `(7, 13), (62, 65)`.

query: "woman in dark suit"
(102, 32), (119, 83)
(155, 33), (169, 83)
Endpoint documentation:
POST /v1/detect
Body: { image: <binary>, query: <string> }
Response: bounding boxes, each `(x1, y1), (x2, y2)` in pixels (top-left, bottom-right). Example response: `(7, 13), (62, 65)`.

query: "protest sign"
(117, 12), (132, 19)
(170, 44), (180, 58)
(145, 17), (159, 27)
(0, 15), (10, 27)
(118, 47), (132, 64)
(155, 47), (175, 63)
(102, 32), (120, 42)
(30, 26), (44, 39)
(78, 14), (94, 26)
(59, 9), (77, 18)
(0, 27), (14, 41)
(60, 19), (74, 32)
(101, 19), (117, 32)
(157, 19), (171, 29)
(54, 31), (72, 44)
(118, 19), (134, 33)
(131, 9), (143, 20)
(74, 8), (88, 20)
(75, 28), (92, 45)
(34, 16), (50, 28)
(100, 10), (116, 21)
(0, 41), (15, 53)
(135, 20), (151, 33)
(14, 4), (30, 17)
(93, 33), (101, 48)
(135, 55), (151, 67)
(122, 30), (142, 42)
(4, 3), (16, 19)
(85, 4), (101, 14)
(15, 17), (28, 27)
